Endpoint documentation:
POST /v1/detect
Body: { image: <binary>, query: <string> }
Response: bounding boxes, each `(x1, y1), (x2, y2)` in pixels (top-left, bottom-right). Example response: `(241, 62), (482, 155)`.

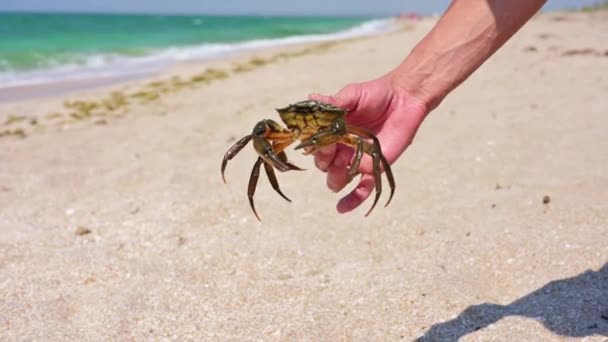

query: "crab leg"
(253, 136), (294, 172)
(338, 134), (384, 217)
(263, 120), (305, 171)
(264, 119), (293, 139)
(278, 151), (305, 171)
(348, 126), (395, 211)
(368, 140), (383, 217)
(272, 142), (304, 171)
(248, 157), (264, 221)
(348, 138), (364, 182)
(222, 135), (252, 183)
(224, 119), (303, 221)
(247, 157), (293, 221)
(292, 121), (395, 216)
(263, 161), (292, 202)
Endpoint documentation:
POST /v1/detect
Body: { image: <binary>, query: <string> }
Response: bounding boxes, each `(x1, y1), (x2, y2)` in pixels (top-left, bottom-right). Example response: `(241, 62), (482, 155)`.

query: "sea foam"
(0, 18), (396, 89)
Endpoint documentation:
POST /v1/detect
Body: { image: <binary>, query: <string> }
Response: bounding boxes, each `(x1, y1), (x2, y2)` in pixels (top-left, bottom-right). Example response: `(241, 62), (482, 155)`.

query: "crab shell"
(276, 100), (346, 141)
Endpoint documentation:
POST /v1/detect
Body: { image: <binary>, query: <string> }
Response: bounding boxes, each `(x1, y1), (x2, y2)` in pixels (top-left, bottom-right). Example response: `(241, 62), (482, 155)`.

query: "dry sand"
(1, 11), (607, 341)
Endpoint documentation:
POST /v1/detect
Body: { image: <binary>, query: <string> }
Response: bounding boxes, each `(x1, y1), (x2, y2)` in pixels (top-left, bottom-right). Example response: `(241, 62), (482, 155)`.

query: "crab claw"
(294, 138), (317, 150)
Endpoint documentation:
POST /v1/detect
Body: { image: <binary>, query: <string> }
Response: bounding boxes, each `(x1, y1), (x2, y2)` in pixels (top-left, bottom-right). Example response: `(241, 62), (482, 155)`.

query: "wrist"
(386, 48), (453, 113)
(384, 64), (442, 116)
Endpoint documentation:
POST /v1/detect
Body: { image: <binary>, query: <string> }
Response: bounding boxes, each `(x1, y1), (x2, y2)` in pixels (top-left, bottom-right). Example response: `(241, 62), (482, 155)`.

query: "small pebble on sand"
(75, 226), (92, 236)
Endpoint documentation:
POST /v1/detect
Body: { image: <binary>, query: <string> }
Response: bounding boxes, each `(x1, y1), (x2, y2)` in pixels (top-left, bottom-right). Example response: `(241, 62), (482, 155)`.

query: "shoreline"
(0, 72), (155, 103)
(0, 20), (416, 139)
(0, 36), (353, 104)
(0, 17), (398, 100)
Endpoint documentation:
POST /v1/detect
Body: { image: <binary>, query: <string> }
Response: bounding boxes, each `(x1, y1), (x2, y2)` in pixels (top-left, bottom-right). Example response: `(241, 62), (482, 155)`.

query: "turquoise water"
(0, 13), (390, 86)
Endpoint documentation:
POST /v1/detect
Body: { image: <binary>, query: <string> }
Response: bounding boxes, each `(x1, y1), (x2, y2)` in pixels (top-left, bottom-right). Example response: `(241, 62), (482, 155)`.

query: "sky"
(0, 0), (602, 16)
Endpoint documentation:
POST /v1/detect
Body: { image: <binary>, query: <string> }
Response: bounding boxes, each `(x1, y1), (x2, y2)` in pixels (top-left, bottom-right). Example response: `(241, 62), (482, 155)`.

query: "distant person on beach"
(311, 0), (547, 213)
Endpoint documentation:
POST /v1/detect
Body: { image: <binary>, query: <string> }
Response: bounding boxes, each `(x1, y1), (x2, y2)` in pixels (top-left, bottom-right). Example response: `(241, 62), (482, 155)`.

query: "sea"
(0, 13), (394, 88)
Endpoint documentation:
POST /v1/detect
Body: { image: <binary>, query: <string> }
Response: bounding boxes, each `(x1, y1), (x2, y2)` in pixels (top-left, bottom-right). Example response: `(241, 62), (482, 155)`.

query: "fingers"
(308, 92), (350, 109)
(308, 92), (335, 104)
(308, 83), (361, 111)
(313, 145), (336, 172)
(306, 83), (393, 214)
(326, 146), (354, 192)
(337, 174), (375, 214)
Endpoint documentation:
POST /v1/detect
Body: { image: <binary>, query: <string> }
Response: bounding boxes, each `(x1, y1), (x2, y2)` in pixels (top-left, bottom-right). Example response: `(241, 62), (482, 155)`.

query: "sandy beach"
(1, 10), (607, 341)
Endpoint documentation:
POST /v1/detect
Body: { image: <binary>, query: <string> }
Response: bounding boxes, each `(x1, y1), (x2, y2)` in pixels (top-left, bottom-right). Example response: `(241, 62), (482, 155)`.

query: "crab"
(221, 100), (395, 220)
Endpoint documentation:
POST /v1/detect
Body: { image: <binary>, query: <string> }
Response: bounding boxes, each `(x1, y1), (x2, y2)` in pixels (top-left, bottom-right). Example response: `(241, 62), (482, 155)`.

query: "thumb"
(308, 84), (361, 111)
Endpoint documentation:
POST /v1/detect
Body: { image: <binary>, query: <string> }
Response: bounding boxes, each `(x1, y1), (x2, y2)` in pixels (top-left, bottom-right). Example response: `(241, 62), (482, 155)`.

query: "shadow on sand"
(418, 263), (608, 341)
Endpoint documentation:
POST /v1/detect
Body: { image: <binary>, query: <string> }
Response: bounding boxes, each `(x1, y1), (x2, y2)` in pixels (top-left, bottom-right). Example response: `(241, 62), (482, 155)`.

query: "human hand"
(309, 73), (429, 214)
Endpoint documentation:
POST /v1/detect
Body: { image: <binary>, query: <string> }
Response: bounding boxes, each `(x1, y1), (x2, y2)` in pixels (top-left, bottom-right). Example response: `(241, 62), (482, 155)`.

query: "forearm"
(391, 0), (546, 111)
